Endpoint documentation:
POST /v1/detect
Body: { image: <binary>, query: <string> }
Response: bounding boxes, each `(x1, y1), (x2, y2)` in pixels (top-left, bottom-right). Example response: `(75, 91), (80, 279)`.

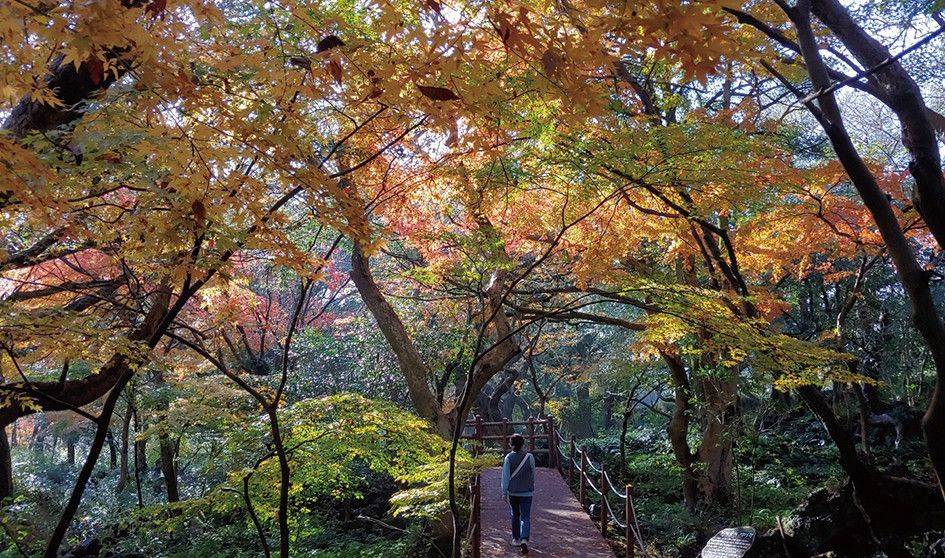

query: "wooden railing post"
(547, 416), (557, 469)
(579, 447), (588, 509)
(568, 436), (576, 486)
(527, 416), (536, 452)
(625, 484), (636, 558)
(599, 462), (608, 538)
(473, 414), (484, 457)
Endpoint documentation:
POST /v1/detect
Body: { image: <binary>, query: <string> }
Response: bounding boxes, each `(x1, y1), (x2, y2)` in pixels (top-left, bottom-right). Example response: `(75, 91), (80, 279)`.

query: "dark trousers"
(509, 495), (533, 541)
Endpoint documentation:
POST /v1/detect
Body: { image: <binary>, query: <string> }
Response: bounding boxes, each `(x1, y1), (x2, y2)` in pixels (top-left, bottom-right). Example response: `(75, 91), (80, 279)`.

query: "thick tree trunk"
(796, 385), (917, 556)
(350, 245), (517, 438)
(570, 384), (595, 439)
(602, 392), (616, 431)
(0, 0), (149, 139)
(349, 246), (441, 426)
(158, 434), (179, 503)
(663, 352), (699, 511)
(698, 376), (737, 505)
(135, 434), (147, 472)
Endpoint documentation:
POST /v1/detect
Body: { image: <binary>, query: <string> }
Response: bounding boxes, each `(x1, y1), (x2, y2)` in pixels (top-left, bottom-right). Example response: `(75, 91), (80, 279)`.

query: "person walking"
(501, 433), (535, 555)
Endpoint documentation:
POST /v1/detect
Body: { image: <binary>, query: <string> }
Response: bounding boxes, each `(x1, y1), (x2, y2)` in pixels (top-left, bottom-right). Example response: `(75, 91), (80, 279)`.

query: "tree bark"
(663, 351), (699, 511)
(117, 401), (132, 492)
(106, 429), (118, 469)
(698, 375), (737, 505)
(158, 434), (179, 503)
(783, 0), (945, 500)
(0, 0), (149, 138)
(0, 428), (12, 498)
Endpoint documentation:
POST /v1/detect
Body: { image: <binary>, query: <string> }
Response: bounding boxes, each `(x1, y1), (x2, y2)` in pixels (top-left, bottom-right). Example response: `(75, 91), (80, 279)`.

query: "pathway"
(479, 467), (616, 557)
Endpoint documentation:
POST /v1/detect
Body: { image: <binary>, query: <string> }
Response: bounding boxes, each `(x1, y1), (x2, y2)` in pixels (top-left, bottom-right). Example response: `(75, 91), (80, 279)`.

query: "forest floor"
(479, 467), (616, 557)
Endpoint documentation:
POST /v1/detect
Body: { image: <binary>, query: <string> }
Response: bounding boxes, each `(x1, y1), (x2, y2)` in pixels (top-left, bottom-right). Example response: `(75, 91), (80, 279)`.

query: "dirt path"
(479, 467), (616, 557)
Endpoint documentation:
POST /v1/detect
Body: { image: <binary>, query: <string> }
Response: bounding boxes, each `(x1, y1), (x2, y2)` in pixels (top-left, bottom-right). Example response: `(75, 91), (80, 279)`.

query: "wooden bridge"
(463, 416), (645, 557)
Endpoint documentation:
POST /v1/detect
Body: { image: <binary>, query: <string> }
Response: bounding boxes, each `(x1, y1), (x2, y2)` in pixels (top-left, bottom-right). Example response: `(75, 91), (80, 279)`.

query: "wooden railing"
(462, 416), (645, 558)
(461, 415), (557, 465)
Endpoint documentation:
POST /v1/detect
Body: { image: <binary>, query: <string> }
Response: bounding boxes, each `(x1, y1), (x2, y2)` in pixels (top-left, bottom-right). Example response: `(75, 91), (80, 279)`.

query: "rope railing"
(556, 429), (647, 558)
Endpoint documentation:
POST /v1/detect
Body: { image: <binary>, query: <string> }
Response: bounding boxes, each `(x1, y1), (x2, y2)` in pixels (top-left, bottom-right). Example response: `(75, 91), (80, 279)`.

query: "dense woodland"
(1, 0), (945, 556)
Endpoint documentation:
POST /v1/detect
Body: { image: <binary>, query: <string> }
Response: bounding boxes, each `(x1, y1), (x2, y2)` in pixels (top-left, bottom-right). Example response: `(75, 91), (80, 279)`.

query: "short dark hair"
(509, 433), (525, 451)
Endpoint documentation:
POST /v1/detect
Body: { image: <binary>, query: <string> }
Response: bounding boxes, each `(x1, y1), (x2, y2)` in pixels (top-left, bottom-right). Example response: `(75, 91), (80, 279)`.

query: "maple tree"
(2, 0), (945, 556)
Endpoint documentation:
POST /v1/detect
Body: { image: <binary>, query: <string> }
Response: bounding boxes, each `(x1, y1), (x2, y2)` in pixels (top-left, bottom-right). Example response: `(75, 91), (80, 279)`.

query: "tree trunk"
(602, 392), (616, 431)
(349, 246), (441, 427)
(796, 385), (916, 556)
(569, 384), (595, 439)
(159, 434), (179, 503)
(106, 429), (117, 469)
(117, 402), (132, 492)
(698, 376), (737, 505)
(0, 427), (12, 498)
(663, 352), (699, 511)
(67, 440), (76, 466)
(135, 434), (147, 472)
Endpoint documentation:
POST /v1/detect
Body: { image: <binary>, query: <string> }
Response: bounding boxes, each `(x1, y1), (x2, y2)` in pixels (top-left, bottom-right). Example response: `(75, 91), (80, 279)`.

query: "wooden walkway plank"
(479, 467), (616, 557)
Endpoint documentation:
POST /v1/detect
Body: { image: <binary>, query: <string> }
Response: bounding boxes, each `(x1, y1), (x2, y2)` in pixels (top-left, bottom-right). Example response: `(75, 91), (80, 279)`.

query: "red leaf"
(328, 59), (343, 84)
(417, 85), (460, 101)
(425, 0), (441, 13)
(317, 35), (345, 53)
(84, 57), (104, 86)
(145, 0), (166, 18)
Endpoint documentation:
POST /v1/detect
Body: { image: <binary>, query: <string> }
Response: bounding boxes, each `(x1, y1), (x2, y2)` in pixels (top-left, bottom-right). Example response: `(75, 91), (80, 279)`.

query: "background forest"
(1, 0), (945, 556)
